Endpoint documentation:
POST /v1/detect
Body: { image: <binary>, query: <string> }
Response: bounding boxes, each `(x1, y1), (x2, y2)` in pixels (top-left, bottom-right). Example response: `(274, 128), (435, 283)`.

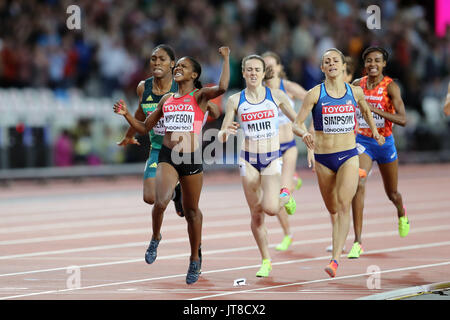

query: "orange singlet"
(356, 76), (395, 138)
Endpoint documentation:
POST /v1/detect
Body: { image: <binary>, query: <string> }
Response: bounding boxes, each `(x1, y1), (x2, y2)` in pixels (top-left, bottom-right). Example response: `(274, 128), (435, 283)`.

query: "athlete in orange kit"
(347, 47), (409, 259)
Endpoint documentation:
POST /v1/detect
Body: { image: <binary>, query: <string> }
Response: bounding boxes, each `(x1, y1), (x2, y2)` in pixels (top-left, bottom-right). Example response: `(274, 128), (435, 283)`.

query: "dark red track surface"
(0, 163), (449, 300)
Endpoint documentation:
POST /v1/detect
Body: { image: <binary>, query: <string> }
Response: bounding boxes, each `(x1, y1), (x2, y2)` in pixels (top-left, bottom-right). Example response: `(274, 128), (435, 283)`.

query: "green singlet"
(140, 77), (178, 150)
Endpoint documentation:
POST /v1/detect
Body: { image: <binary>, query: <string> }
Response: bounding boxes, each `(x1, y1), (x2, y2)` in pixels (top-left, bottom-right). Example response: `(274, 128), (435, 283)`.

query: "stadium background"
(0, 0), (448, 179)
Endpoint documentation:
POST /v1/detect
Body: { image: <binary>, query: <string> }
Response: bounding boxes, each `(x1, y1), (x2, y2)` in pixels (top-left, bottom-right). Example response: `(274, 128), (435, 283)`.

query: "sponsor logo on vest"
(241, 110), (275, 122)
(364, 95), (383, 101)
(163, 104), (194, 112)
(141, 103), (158, 110)
(322, 105), (355, 114)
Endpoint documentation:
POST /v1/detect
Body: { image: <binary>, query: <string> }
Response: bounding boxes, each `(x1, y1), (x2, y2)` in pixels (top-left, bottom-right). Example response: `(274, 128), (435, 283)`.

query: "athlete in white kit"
(219, 54), (303, 277)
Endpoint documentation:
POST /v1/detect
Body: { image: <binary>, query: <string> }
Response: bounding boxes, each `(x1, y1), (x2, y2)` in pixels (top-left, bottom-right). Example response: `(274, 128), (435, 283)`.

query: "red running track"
(0, 163), (449, 300)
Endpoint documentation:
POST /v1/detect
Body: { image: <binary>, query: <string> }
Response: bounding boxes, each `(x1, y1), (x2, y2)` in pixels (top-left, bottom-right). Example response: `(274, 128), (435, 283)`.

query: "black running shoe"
(145, 235), (161, 264)
(173, 183), (184, 217)
(186, 260), (201, 285)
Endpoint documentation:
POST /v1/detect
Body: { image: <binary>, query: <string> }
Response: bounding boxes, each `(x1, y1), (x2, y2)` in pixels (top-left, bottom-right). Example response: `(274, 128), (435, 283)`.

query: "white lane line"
(3, 197), (450, 232)
(0, 288), (29, 290)
(0, 216), (148, 234)
(1, 199), (448, 245)
(0, 202), (248, 226)
(1, 225), (449, 279)
(190, 260), (450, 300)
(1, 209), (448, 258)
(1, 241), (450, 300)
(0, 190), (245, 217)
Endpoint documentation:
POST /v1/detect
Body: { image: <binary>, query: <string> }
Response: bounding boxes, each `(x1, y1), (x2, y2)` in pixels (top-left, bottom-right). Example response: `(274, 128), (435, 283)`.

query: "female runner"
(114, 47), (230, 284)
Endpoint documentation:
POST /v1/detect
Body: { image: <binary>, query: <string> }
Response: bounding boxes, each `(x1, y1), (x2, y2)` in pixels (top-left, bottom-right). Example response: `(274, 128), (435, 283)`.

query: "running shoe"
(186, 260), (201, 284)
(359, 168), (367, 178)
(276, 235), (293, 251)
(280, 188), (296, 215)
(256, 259), (272, 277)
(284, 197), (296, 215)
(293, 173), (303, 190)
(173, 183), (184, 217)
(398, 206), (409, 238)
(145, 234), (161, 264)
(347, 242), (364, 259)
(324, 259), (338, 278)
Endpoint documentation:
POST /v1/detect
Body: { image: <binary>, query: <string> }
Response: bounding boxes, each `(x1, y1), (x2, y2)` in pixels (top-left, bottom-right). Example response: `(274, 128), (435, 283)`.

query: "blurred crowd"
(1, 0), (449, 169)
(1, 0), (448, 116)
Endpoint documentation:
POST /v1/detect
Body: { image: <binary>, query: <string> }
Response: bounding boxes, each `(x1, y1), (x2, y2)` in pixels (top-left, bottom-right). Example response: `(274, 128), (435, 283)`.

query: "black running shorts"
(158, 144), (203, 177)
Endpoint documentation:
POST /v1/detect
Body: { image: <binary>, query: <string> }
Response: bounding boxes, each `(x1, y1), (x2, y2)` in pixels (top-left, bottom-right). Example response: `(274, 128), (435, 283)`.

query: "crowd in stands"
(1, 0), (449, 167)
(1, 0), (448, 114)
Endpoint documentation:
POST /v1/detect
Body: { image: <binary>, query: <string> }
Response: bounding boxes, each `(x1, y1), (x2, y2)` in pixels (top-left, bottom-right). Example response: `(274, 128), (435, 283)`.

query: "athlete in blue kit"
(293, 48), (384, 277)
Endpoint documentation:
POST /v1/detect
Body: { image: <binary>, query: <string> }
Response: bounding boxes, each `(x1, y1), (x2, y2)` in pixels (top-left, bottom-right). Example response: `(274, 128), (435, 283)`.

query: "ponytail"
(194, 78), (203, 89)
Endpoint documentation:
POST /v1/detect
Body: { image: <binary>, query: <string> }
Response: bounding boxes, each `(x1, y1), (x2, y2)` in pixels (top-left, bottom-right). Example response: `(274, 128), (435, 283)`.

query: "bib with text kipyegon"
(163, 103), (195, 132)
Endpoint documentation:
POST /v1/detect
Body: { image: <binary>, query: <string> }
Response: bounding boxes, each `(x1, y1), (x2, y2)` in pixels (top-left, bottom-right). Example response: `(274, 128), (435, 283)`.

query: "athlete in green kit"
(117, 44), (184, 262)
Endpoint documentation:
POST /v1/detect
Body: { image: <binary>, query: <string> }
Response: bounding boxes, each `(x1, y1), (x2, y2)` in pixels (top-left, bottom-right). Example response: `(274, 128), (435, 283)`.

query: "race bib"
(144, 110), (165, 135)
(142, 102), (166, 136)
(163, 104), (195, 132)
(322, 104), (355, 134)
(153, 118), (166, 135)
(356, 103), (385, 129)
(241, 109), (278, 140)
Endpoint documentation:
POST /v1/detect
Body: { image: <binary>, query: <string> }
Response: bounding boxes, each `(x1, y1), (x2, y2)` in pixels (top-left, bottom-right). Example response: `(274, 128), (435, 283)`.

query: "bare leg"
(378, 159), (405, 218)
(351, 153), (373, 245)
(316, 156), (359, 265)
(180, 172), (203, 262)
(277, 147), (297, 236)
(241, 162), (271, 260)
(143, 177), (156, 204)
(332, 157), (359, 263)
(151, 163), (179, 240)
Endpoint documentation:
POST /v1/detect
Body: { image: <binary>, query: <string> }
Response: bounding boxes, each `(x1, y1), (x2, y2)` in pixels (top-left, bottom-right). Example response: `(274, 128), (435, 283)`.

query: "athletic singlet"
(312, 82), (357, 134)
(140, 77), (178, 149)
(278, 79), (295, 125)
(237, 87), (279, 141)
(356, 76), (395, 137)
(162, 89), (205, 135)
